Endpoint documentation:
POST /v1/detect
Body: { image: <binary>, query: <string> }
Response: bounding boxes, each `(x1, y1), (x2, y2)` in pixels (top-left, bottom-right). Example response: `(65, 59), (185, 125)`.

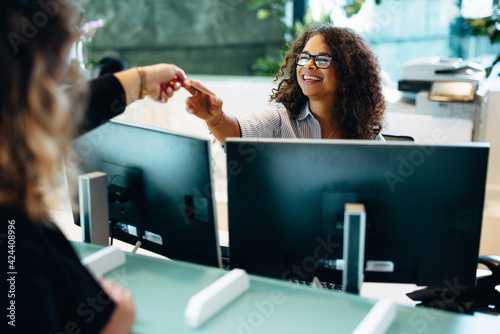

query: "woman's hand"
(99, 279), (136, 334)
(183, 79), (224, 126)
(142, 64), (187, 103)
(114, 63), (187, 105)
(183, 79), (240, 144)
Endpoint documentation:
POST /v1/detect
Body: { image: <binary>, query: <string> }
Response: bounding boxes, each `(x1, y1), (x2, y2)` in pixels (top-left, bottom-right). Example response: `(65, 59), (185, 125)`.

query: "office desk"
(72, 242), (499, 333)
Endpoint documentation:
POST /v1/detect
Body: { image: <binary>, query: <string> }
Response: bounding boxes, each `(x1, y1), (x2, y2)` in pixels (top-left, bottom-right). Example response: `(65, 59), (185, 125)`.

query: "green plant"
(464, 6), (500, 77)
(247, 0), (291, 32)
(464, 8), (500, 43)
(246, 0), (292, 76)
(247, 0), (379, 75)
(251, 53), (286, 76)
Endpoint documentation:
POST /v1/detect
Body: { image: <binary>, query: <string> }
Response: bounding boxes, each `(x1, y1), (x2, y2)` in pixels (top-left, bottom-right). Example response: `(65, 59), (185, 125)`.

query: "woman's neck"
(308, 97), (335, 122)
(308, 97), (340, 138)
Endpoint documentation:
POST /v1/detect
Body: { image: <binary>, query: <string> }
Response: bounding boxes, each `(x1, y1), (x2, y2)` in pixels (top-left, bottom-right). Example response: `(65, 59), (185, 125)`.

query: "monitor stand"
(318, 202), (393, 294)
(78, 172), (110, 246)
(343, 203), (366, 294)
(79, 171), (152, 255)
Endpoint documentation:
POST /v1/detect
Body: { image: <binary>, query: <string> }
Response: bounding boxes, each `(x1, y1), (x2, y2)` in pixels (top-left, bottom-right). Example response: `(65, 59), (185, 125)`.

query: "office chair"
(381, 134), (415, 142)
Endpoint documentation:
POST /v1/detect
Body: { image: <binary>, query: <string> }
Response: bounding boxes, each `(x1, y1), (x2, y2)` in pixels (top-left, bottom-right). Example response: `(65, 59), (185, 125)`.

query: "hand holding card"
(183, 80), (215, 97)
(183, 79), (223, 124)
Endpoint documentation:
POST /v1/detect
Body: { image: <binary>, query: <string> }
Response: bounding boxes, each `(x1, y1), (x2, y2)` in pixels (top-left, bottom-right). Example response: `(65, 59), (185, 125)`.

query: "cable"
(132, 240), (142, 254)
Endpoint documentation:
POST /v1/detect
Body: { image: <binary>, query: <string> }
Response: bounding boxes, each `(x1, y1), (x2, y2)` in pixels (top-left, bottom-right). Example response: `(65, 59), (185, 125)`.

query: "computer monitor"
(70, 120), (221, 267)
(226, 139), (489, 287)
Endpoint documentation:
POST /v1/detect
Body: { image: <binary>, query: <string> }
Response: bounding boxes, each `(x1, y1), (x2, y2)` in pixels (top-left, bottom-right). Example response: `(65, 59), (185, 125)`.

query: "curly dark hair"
(270, 24), (385, 139)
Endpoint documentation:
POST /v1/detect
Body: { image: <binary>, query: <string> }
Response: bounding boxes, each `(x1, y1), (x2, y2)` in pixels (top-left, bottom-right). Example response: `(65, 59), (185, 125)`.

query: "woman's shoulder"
(241, 102), (287, 123)
(263, 102), (293, 121)
(254, 102), (287, 114)
(271, 102), (291, 115)
(1, 205), (113, 331)
(0, 205), (79, 267)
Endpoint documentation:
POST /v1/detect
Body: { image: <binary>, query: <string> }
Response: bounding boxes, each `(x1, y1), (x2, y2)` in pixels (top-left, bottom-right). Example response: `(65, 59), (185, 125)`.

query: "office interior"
(49, 0), (500, 332)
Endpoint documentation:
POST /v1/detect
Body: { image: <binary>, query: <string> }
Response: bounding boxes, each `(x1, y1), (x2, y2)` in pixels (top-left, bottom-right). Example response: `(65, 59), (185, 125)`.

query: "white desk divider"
(81, 246), (125, 278)
(185, 268), (250, 328)
(353, 298), (396, 334)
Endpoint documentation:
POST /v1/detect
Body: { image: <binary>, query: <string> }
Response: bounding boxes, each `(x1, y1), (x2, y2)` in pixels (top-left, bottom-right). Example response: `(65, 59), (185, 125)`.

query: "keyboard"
(220, 247), (342, 291)
(288, 279), (343, 291)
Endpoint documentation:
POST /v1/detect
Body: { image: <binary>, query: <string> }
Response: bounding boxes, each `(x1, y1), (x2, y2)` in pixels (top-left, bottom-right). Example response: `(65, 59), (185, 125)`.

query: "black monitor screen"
(71, 120), (220, 267)
(226, 139), (489, 287)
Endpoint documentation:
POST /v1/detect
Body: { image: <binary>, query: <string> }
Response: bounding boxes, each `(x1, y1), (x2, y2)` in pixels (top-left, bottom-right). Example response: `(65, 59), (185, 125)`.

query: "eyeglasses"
(295, 53), (333, 69)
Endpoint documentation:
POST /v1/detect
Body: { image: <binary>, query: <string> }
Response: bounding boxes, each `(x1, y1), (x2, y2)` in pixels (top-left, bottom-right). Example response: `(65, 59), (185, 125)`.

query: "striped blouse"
(235, 102), (385, 141)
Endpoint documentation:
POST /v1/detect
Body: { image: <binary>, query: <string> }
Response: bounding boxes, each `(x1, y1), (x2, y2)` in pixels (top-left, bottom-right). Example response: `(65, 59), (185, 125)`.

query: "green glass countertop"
(72, 242), (500, 334)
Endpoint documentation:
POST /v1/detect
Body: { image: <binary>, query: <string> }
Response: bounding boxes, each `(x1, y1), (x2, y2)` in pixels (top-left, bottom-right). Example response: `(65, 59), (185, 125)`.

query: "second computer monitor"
(71, 120), (220, 267)
(226, 139), (489, 287)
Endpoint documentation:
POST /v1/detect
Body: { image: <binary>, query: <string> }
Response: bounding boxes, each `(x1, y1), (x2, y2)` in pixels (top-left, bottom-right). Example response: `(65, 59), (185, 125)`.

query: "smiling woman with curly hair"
(184, 23), (386, 143)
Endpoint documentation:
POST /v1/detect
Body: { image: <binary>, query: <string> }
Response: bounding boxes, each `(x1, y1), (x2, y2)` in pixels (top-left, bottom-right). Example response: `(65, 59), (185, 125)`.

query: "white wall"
(484, 82), (500, 191)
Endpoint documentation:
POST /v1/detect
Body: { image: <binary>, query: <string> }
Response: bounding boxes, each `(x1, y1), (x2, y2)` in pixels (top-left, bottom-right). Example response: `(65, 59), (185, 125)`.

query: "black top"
(78, 74), (128, 134)
(1, 74), (127, 333)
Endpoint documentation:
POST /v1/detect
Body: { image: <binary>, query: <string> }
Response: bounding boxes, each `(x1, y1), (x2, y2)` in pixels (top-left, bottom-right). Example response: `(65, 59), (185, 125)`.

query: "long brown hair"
(271, 24), (385, 139)
(0, 0), (84, 220)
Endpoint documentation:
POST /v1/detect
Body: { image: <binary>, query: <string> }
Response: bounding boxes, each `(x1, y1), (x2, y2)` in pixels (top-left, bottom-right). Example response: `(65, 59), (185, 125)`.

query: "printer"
(397, 57), (488, 141)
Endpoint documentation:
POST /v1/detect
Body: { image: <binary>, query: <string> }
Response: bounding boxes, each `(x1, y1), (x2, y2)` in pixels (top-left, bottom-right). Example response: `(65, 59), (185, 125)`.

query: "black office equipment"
(71, 120), (221, 267)
(407, 255), (500, 314)
(226, 139), (489, 288)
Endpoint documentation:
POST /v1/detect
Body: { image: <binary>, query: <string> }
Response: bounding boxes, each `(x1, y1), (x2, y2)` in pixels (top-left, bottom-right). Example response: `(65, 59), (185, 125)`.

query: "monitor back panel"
(72, 120), (220, 267)
(226, 139), (489, 287)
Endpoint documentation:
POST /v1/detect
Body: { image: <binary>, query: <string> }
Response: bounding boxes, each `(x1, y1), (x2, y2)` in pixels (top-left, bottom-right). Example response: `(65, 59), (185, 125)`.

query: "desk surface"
(72, 242), (500, 334)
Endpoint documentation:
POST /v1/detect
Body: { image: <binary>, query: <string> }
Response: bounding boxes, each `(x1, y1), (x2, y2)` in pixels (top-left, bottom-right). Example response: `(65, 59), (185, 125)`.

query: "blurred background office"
(76, 0), (500, 79)
(66, 0), (500, 256)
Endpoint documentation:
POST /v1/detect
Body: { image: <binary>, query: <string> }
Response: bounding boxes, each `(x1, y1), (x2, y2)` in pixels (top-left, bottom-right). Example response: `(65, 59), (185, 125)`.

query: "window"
(308, 0), (499, 84)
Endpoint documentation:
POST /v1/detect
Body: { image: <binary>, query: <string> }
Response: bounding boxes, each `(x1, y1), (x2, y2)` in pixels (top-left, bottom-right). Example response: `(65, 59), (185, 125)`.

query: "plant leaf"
(247, 0), (269, 11)
(257, 9), (272, 20)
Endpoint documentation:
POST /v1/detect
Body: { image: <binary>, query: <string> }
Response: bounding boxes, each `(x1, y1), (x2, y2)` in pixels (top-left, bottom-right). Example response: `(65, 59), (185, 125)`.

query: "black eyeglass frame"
(295, 52), (333, 69)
